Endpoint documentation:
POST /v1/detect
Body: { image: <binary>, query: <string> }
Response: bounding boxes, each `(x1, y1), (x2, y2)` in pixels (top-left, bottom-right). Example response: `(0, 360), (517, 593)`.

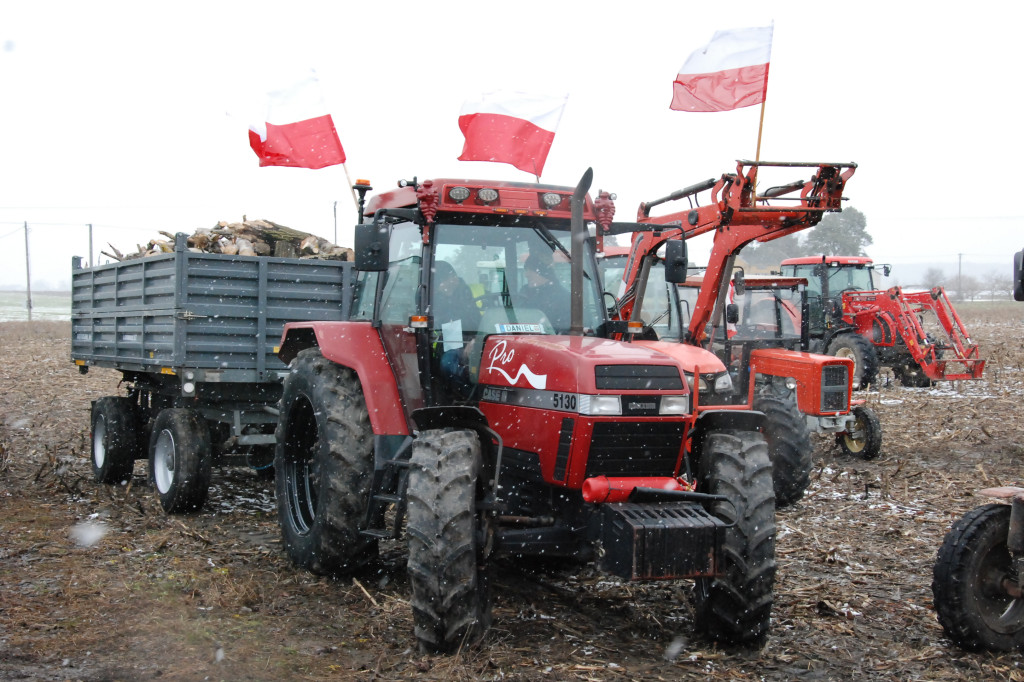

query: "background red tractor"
(780, 256), (984, 388)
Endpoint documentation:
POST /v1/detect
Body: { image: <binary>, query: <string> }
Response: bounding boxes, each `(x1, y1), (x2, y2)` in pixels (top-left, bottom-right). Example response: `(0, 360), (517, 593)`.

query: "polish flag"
(458, 91), (568, 176)
(670, 25), (773, 113)
(248, 72), (346, 169)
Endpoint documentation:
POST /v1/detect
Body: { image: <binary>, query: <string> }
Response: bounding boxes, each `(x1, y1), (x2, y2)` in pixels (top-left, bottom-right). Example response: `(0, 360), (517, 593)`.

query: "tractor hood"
(476, 335), (726, 394)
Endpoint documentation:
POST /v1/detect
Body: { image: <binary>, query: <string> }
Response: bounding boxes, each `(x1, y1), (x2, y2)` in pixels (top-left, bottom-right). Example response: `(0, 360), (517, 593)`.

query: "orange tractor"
(780, 255), (985, 388)
(602, 161), (878, 507)
(930, 248), (1024, 651)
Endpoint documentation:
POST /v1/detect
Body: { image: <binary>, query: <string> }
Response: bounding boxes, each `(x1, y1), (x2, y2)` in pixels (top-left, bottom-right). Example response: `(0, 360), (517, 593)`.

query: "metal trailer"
(71, 232), (354, 513)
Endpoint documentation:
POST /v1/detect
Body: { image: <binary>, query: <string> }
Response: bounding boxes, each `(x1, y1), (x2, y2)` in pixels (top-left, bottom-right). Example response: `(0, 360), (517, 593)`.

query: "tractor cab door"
(368, 221), (426, 415)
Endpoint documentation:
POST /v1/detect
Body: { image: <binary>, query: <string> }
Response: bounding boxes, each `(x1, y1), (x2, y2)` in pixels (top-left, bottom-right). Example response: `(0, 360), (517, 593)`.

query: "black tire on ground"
(826, 332), (879, 389)
(91, 396), (140, 484)
(693, 430), (776, 647)
(148, 408), (212, 513)
(274, 348), (377, 575)
(896, 363), (935, 388)
(753, 394), (813, 507)
(836, 404), (882, 460)
(407, 428), (492, 654)
(932, 503), (1024, 651)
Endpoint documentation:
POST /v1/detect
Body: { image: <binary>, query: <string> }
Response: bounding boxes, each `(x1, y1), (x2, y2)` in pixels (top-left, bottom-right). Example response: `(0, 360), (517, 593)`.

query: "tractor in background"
(601, 160), (873, 509)
(779, 256), (984, 388)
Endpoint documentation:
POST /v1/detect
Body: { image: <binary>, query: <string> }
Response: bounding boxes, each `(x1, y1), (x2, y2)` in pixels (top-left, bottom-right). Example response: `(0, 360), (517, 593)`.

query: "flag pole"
(752, 62), (770, 205)
(340, 162), (359, 218)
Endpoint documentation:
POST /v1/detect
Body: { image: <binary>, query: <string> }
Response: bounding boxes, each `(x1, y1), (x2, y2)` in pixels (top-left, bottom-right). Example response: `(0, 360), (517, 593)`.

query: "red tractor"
(930, 248), (1024, 651)
(269, 167), (822, 653)
(779, 255), (985, 388)
(602, 161), (875, 507)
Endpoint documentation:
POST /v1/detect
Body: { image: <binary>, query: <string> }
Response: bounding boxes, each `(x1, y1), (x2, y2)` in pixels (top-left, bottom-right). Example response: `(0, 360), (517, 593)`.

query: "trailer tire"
(753, 394), (812, 507)
(407, 428), (491, 653)
(275, 349), (377, 575)
(149, 408), (212, 513)
(91, 396), (140, 484)
(694, 430), (776, 647)
(826, 333), (878, 389)
(932, 503), (1024, 651)
(836, 404), (882, 460)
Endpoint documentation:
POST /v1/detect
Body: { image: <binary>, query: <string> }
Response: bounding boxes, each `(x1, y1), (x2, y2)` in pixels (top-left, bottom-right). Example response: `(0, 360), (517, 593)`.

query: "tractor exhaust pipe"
(570, 167), (593, 336)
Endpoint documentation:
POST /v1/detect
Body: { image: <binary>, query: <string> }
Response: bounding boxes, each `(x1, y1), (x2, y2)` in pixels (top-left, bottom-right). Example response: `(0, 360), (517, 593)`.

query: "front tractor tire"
(274, 348), (377, 575)
(148, 408), (212, 513)
(932, 503), (1024, 651)
(826, 332), (879, 389)
(837, 404), (882, 460)
(407, 428), (492, 654)
(91, 396), (141, 484)
(754, 394), (813, 507)
(694, 430), (776, 646)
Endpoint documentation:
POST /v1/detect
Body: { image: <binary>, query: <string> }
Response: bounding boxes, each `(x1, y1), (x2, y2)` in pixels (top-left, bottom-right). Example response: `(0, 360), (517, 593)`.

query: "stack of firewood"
(101, 218), (354, 262)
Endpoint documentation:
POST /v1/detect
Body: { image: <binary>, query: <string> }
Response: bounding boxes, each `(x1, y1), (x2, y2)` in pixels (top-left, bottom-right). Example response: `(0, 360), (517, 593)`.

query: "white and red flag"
(457, 91), (569, 176)
(670, 25), (773, 112)
(248, 71), (346, 169)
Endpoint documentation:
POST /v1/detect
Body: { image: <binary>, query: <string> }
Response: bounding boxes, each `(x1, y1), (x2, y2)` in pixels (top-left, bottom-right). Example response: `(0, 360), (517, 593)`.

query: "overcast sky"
(1, 1), (1022, 289)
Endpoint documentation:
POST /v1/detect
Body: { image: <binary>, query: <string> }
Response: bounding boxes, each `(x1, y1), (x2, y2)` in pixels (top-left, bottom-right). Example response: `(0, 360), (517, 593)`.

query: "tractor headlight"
(579, 395), (622, 415)
(713, 373), (734, 393)
(448, 186), (470, 203)
(659, 395), (689, 415)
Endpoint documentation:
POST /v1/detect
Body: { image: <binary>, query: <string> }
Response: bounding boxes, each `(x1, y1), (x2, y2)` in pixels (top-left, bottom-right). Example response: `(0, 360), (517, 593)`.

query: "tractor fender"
(278, 321), (410, 436)
(694, 408), (766, 435)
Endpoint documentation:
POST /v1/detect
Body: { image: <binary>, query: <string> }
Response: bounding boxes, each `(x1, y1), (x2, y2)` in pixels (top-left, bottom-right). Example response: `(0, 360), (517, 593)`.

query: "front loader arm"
(635, 160), (856, 347)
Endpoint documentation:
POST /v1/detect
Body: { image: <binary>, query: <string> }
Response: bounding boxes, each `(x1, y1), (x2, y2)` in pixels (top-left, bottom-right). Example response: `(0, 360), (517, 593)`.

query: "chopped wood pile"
(100, 218), (354, 262)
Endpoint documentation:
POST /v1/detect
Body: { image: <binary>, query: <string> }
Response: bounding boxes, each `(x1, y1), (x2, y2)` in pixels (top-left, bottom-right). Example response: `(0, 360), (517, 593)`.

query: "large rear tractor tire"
(932, 503), (1024, 651)
(91, 396), (141, 484)
(148, 408), (212, 513)
(694, 430), (776, 647)
(836, 404), (882, 460)
(826, 332), (879, 389)
(407, 428), (492, 654)
(274, 348), (377, 575)
(754, 394), (813, 507)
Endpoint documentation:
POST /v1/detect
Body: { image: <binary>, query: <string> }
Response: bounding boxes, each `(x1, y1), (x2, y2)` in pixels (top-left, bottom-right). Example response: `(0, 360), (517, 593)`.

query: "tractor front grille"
(595, 365), (684, 390)
(821, 364), (849, 412)
(584, 421), (684, 477)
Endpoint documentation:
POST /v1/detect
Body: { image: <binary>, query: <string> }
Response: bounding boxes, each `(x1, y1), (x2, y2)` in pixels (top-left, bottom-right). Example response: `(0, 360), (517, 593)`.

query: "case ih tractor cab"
(273, 169), (777, 653)
(931, 248), (1024, 651)
(604, 161), (875, 507)
(779, 255), (984, 388)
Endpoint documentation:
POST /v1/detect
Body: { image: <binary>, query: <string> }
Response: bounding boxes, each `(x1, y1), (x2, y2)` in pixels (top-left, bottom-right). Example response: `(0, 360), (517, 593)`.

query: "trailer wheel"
(694, 430), (776, 646)
(91, 396), (140, 484)
(407, 428), (491, 653)
(836, 404), (882, 460)
(148, 408), (212, 513)
(826, 333), (878, 389)
(932, 503), (1024, 651)
(753, 394), (812, 507)
(274, 348), (377, 575)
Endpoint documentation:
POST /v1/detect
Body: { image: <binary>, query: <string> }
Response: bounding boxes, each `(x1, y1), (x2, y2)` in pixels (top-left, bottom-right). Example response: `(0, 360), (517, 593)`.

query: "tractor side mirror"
(354, 222), (390, 271)
(726, 303), (740, 325)
(882, 264), (892, 278)
(732, 270), (745, 297)
(663, 239), (688, 283)
(1014, 249), (1024, 302)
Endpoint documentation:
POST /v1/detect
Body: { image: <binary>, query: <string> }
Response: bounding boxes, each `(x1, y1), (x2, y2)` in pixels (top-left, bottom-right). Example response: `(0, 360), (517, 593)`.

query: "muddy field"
(2, 309), (1024, 681)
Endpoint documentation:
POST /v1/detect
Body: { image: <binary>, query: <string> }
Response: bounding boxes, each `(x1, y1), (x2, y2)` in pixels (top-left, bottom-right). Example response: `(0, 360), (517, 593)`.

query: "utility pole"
(23, 222), (32, 321)
(958, 253), (963, 301)
(88, 223), (94, 268)
(333, 201), (338, 245)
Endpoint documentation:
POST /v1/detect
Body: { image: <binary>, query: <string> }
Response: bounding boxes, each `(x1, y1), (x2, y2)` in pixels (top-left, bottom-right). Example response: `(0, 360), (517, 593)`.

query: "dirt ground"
(2, 308), (1024, 681)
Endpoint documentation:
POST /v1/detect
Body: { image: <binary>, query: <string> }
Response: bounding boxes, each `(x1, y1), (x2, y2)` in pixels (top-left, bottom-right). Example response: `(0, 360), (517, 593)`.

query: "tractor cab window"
(635, 257), (682, 340)
(375, 222), (423, 324)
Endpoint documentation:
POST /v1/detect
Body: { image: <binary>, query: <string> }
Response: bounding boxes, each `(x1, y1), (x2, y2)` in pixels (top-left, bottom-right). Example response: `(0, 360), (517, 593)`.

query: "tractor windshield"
(430, 222), (605, 339)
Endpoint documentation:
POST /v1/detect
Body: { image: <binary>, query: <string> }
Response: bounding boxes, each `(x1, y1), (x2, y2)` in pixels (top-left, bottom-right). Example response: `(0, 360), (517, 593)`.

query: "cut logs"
(100, 218), (353, 262)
